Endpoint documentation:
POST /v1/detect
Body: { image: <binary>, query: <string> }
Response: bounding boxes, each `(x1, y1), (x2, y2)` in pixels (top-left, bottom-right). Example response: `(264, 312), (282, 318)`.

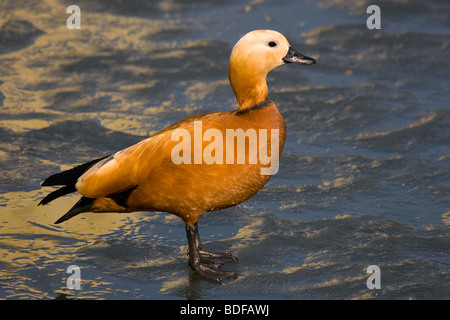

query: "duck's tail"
(39, 155), (110, 224)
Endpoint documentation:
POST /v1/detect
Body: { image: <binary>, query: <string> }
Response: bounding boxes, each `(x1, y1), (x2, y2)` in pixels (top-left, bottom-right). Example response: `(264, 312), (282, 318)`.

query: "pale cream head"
(228, 30), (315, 110)
(231, 30), (291, 75)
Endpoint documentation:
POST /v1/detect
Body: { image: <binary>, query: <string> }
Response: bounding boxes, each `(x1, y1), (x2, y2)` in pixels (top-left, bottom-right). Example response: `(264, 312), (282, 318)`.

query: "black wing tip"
(41, 171), (71, 187)
(38, 185), (77, 206)
(54, 216), (69, 224)
(41, 154), (112, 187)
(54, 217), (65, 224)
(41, 177), (55, 187)
(40, 154), (112, 206)
(53, 197), (94, 224)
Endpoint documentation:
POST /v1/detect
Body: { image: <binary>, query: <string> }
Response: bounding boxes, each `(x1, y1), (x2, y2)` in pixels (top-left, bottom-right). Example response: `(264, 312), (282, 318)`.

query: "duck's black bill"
(283, 46), (316, 65)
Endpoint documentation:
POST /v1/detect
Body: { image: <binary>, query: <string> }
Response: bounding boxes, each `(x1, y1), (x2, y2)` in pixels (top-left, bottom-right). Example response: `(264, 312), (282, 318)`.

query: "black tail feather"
(54, 197), (94, 224)
(41, 155), (111, 187)
(38, 185), (76, 206)
(39, 155), (110, 206)
(41, 155), (112, 223)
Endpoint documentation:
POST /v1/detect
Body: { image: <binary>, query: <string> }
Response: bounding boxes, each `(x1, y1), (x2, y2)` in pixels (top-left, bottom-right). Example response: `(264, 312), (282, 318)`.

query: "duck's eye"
(268, 41), (277, 47)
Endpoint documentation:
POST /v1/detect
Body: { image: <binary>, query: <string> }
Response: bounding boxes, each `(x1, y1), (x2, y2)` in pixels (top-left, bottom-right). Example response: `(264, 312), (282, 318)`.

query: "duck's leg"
(185, 223), (237, 281)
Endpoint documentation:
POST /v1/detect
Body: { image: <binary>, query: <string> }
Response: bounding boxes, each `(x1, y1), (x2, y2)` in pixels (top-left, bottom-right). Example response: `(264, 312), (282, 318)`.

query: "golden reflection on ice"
(0, 189), (151, 298)
(0, 0), (200, 136)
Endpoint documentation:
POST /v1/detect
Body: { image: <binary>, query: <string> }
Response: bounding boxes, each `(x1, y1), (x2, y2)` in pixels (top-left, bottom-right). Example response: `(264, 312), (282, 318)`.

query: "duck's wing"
(73, 131), (171, 199)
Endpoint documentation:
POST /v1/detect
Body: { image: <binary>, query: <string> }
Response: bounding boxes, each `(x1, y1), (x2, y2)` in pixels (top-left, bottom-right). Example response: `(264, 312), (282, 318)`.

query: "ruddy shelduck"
(39, 30), (316, 281)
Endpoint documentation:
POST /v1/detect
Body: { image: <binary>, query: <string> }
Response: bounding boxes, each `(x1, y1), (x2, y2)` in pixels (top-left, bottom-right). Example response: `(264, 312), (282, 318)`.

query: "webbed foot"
(185, 223), (238, 282)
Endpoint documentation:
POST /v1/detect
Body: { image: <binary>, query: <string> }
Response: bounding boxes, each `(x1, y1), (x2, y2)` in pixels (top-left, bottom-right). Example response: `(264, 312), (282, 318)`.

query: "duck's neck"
(229, 65), (269, 111)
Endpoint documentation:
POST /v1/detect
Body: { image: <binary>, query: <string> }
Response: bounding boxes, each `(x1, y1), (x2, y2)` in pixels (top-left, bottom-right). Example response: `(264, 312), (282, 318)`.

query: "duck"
(39, 29), (316, 281)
